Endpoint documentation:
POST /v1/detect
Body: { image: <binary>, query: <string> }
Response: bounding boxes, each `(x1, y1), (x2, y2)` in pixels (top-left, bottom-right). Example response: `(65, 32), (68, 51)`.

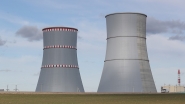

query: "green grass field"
(0, 93), (184, 104)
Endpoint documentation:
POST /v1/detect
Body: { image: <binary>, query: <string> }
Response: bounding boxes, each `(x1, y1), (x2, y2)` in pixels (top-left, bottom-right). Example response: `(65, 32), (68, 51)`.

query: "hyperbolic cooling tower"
(36, 27), (84, 92)
(98, 13), (157, 93)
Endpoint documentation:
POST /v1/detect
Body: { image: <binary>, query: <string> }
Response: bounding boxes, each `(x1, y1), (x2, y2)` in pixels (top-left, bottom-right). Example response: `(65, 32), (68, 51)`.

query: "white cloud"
(0, 55), (41, 91)
(147, 34), (185, 54)
(0, 55), (41, 67)
(142, 0), (185, 4)
(23, 0), (79, 10)
(138, 0), (185, 10)
(0, 10), (47, 27)
(0, 11), (30, 25)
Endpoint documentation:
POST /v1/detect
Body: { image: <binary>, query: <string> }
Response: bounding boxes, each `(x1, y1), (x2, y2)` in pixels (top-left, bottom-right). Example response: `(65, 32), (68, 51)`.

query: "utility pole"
(6, 85), (9, 91)
(14, 85), (18, 92)
(178, 69), (181, 86)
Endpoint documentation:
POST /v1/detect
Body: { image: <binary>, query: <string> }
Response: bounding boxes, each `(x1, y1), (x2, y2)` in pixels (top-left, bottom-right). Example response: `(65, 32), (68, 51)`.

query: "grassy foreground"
(0, 93), (184, 104)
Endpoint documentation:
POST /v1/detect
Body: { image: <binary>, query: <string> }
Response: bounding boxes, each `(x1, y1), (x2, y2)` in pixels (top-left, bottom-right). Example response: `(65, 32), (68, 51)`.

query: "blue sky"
(0, 0), (185, 92)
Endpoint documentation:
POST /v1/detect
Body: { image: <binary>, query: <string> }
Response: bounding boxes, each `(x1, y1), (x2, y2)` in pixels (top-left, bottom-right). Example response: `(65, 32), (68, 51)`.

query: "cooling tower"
(36, 27), (84, 92)
(98, 13), (157, 93)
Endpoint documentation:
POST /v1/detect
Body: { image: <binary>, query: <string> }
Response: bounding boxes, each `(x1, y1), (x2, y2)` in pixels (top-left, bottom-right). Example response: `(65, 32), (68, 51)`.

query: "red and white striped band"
(41, 64), (79, 68)
(43, 27), (78, 32)
(44, 45), (77, 50)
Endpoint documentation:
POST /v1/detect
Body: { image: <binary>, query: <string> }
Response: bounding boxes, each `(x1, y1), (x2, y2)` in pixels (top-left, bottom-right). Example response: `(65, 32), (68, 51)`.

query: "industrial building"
(161, 69), (185, 93)
(36, 27), (84, 92)
(161, 85), (185, 93)
(98, 13), (157, 93)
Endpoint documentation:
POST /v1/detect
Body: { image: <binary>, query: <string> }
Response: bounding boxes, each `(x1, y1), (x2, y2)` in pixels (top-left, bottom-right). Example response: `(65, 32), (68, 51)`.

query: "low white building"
(161, 85), (185, 93)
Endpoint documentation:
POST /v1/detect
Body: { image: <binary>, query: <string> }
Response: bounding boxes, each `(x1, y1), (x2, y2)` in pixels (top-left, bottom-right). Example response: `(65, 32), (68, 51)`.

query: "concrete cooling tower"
(98, 13), (157, 93)
(36, 27), (84, 92)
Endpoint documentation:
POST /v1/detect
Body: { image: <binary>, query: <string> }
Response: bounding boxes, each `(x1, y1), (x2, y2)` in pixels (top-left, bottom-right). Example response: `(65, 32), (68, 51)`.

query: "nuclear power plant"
(98, 13), (157, 93)
(35, 13), (157, 93)
(36, 27), (84, 92)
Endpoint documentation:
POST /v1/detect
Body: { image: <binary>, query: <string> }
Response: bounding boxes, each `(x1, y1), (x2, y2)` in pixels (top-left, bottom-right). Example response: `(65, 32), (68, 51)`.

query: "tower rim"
(105, 12), (147, 18)
(42, 27), (78, 31)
